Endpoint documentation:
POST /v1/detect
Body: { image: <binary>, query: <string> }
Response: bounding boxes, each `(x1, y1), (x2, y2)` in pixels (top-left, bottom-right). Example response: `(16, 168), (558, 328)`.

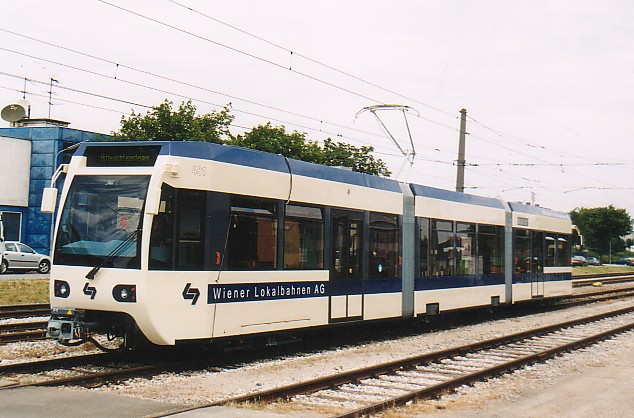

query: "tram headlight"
(112, 284), (136, 303)
(54, 280), (71, 298)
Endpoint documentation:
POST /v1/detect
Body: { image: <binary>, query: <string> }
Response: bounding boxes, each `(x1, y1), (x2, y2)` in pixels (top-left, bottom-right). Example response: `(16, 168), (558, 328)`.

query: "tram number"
(192, 166), (206, 176)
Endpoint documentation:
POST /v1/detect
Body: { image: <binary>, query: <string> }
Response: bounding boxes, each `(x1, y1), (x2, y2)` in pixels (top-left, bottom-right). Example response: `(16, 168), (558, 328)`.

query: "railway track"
(0, 303), (50, 320)
(0, 351), (174, 390)
(164, 305), (634, 417)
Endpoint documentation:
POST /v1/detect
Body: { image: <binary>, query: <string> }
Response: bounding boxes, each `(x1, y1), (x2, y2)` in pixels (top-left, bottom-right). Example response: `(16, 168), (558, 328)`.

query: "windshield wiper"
(85, 229), (140, 280)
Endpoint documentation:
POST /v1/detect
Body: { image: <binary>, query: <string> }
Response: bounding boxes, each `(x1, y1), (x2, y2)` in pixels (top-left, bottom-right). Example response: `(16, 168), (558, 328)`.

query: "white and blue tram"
(44, 141), (572, 347)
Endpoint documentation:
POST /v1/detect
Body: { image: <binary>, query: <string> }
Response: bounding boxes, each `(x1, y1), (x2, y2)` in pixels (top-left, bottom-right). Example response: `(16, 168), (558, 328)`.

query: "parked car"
(0, 242), (50, 274)
(585, 257), (602, 266)
(571, 255), (587, 267)
(615, 257), (634, 266)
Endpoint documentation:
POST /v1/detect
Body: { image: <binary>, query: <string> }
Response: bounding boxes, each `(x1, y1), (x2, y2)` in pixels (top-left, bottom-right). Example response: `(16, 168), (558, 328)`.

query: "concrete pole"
(456, 108), (467, 192)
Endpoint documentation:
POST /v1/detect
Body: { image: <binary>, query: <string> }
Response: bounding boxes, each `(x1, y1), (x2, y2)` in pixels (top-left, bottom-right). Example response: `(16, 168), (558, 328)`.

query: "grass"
(572, 265), (634, 276)
(0, 279), (49, 305)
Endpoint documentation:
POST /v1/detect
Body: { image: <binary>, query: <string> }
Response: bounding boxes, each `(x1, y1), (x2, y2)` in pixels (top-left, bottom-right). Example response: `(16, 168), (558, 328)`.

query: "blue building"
(0, 118), (110, 255)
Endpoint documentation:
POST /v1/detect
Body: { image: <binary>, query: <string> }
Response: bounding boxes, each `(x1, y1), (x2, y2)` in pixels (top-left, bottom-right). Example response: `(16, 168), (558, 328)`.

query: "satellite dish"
(1, 104), (27, 123)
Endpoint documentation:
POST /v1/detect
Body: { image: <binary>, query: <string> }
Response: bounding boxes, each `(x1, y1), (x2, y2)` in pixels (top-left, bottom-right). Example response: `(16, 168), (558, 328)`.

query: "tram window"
(531, 231), (544, 273)
(228, 196), (277, 270)
(514, 229), (531, 274)
(430, 220), (454, 276)
(557, 234), (571, 266)
(418, 218), (430, 277)
(149, 185), (175, 270)
(479, 225), (504, 275)
(176, 190), (205, 270)
(284, 204), (324, 270)
(369, 213), (399, 279)
(331, 210), (364, 279)
(456, 223), (477, 275)
(545, 234), (556, 267)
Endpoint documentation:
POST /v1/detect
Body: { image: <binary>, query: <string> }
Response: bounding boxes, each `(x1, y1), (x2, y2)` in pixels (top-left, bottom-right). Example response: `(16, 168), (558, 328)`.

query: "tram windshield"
(53, 175), (150, 268)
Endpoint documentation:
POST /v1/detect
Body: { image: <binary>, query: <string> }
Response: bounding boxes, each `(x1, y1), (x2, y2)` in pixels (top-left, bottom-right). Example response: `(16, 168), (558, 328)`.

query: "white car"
(0, 242), (51, 274)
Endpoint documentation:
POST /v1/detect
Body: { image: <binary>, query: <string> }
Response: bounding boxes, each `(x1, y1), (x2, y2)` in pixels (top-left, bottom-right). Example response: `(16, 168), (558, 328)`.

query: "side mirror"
(41, 188), (58, 213)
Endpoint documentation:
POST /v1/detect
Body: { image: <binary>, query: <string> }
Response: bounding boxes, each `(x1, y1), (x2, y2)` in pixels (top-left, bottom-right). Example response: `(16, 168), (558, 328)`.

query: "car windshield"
(53, 175), (150, 268)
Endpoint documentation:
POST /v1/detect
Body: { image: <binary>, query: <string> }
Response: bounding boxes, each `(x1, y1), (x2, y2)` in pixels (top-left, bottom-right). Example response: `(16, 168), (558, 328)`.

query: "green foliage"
(113, 100), (234, 143)
(570, 205), (633, 255)
(320, 138), (391, 177)
(229, 123), (323, 162)
(113, 100), (391, 177)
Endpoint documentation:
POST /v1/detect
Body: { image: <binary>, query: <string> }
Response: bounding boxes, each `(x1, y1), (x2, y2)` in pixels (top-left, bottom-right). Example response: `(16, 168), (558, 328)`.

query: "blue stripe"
(512, 273), (572, 283)
(415, 274), (505, 291)
(329, 278), (403, 296)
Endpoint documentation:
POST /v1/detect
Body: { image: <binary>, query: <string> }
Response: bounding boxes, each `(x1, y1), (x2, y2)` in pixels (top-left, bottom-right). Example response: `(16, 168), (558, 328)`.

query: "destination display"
(84, 145), (161, 167)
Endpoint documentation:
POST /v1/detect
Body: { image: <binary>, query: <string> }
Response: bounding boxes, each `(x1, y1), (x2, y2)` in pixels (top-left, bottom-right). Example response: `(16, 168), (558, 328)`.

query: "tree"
(113, 100), (233, 143)
(570, 206), (633, 255)
(229, 123), (323, 163)
(320, 138), (391, 177)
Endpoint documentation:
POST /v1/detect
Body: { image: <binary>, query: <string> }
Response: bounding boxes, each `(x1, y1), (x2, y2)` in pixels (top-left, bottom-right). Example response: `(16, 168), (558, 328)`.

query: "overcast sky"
(2, 1), (633, 216)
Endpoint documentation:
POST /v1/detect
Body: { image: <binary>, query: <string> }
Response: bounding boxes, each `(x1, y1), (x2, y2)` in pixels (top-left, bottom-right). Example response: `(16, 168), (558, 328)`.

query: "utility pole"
(455, 108), (467, 192)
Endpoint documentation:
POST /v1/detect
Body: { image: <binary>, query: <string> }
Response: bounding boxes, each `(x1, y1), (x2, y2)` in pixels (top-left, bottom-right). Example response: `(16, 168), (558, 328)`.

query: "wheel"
(0, 259), (7, 274)
(37, 260), (51, 274)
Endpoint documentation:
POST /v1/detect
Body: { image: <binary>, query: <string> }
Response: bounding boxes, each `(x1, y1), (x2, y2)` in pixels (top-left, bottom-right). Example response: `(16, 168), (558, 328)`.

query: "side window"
(456, 222), (476, 275)
(331, 210), (364, 279)
(176, 189), (206, 270)
(430, 220), (454, 276)
(228, 196), (277, 270)
(369, 212), (399, 279)
(5, 243), (17, 252)
(514, 229), (531, 273)
(556, 234), (571, 266)
(284, 204), (324, 270)
(544, 233), (556, 267)
(17, 243), (34, 253)
(479, 225), (504, 275)
(531, 231), (544, 273)
(149, 185), (175, 270)
(418, 218), (430, 277)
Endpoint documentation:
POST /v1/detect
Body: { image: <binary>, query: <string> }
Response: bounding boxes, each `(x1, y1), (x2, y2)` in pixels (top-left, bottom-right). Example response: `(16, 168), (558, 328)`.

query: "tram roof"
(508, 201), (570, 220)
(76, 141), (402, 193)
(409, 183), (507, 210)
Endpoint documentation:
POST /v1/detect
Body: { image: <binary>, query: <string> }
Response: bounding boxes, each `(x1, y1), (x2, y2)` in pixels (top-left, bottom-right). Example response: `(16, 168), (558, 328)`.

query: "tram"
(43, 141), (572, 347)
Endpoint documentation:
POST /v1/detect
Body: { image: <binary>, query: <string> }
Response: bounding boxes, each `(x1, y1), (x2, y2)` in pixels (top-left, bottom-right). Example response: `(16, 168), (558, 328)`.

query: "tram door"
(330, 210), (364, 322)
(531, 275), (544, 297)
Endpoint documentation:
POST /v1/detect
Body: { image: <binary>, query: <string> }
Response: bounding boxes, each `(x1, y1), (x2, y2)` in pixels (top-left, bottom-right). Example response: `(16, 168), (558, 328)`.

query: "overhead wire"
(3, 5), (629, 208)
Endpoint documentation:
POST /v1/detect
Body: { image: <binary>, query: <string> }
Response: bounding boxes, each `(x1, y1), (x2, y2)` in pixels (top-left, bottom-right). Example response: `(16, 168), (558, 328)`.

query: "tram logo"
(182, 283), (200, 305)
(83, 283), (97, 300)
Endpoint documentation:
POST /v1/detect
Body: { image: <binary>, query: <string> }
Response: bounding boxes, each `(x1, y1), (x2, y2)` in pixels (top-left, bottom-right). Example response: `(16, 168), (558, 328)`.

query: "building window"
(0, 211), (22, 241)
(284, 204), (324, 270)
